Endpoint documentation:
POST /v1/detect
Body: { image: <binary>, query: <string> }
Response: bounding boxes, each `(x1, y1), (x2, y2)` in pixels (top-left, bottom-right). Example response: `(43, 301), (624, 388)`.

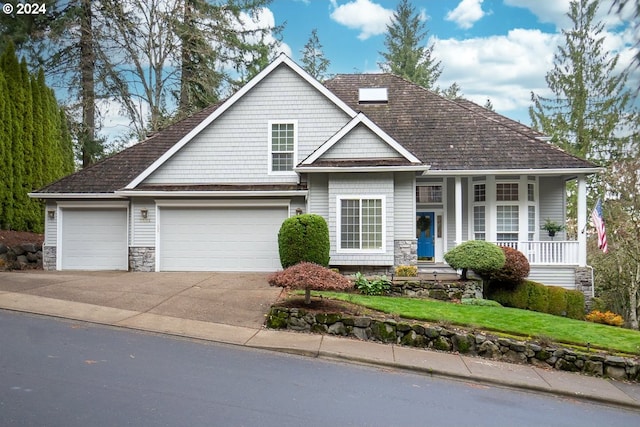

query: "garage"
(60, 208), (128, 270)
(158, 206), (288, 271)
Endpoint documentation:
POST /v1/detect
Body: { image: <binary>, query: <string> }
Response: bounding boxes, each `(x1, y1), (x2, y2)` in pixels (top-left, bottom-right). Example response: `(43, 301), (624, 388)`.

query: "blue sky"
(263, 0), (638, 125)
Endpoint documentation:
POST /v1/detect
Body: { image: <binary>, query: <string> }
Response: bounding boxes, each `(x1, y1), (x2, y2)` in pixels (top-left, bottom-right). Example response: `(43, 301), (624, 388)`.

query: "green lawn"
(316, 292), (640, 355)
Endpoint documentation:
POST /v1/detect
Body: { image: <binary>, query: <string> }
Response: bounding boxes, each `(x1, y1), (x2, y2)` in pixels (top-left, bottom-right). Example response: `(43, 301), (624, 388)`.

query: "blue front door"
(417, 212), (435, 260)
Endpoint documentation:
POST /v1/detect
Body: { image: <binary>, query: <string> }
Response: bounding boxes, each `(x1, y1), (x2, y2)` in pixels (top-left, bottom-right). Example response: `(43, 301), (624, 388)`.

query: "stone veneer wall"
(129, 247), (155, 272)
(575, 266), (594, 309)
(394, 240), (417, 266)
(42, 246), (56, 270)
(267, 307), (639, 382)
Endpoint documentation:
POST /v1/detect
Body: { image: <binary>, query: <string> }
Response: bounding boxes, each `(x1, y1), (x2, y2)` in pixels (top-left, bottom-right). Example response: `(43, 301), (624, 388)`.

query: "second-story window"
(270, 122), (296, 173)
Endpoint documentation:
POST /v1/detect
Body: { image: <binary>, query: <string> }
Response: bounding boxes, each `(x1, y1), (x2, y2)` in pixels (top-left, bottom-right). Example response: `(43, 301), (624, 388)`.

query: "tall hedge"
(0, 43), (74, 232)
(278, 214), (330, 268)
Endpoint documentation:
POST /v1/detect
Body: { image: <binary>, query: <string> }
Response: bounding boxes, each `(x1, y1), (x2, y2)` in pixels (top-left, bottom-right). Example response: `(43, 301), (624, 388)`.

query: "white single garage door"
(159, 206), (287, 271)
(60, 208), (128, 270)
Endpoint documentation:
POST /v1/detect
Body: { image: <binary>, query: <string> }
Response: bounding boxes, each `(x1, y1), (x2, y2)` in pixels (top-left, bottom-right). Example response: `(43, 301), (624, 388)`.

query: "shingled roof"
(36, 103), (222, 194)
(323, 73), (595, 171)
(35, 66), (596, 196)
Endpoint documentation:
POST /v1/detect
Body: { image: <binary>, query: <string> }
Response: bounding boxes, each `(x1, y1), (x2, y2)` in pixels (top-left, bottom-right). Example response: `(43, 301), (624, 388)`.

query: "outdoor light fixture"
(140, 208), (148, 219)
(295, 208), (303, 215)
(47, 210), (55, 220)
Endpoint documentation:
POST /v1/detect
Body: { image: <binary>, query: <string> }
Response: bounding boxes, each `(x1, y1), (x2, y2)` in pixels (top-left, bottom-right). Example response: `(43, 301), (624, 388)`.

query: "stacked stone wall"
(267, 307), (639, 382)
(0, 243), (43, 270)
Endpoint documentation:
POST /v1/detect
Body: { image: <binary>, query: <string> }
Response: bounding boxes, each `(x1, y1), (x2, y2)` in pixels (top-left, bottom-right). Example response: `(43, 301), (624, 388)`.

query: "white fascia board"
(115, 190), (308, 198)
(56, 200), (129, 208)
(28, 192), (126, 199)
(295, 165), (431, 173)
(302, 113), (421, 165)
(126, 54), (358, 190)
(155, 199), (291, 208)
(423, 167), (604, 176)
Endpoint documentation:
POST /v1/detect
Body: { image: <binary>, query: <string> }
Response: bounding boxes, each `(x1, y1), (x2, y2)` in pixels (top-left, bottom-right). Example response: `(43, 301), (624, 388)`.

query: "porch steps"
(416, 263), (460, 281)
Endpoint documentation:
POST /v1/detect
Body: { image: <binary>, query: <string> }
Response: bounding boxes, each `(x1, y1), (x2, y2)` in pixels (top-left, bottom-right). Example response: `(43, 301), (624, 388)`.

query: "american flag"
(590, 199), (608, 253)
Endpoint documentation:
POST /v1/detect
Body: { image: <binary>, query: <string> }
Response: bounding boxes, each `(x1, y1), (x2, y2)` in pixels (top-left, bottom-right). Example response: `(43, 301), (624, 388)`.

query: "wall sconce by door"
(140, 209), (148, 219)
(47, 210), (55, 220)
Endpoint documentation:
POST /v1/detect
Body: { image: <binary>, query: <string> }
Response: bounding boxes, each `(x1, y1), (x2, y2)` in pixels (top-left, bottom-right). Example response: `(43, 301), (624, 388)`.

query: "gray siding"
(44, 201), (57, 246)
(144, 65), (351, 185)
(328, 173), (394, 265)
(539, 176), (566, 241)
(308, 173), (329, 219)
(394, 172), (415, 239)
(131, 198), (156, 247)
(528, 265), (576, 289)
(289, 197), (306, 217)
(322, 125), (402, 159)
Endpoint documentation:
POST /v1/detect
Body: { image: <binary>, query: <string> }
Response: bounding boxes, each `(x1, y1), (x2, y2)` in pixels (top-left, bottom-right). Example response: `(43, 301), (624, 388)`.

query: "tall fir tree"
(378, 0), (441, 90)
(529, 0), (638, 163)
(300, 29), (330, 81)
(0, 43), (75, 232)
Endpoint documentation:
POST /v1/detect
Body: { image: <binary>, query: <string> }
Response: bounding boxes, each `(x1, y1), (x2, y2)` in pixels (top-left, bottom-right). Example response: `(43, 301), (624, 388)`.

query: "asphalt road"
(1, 310), (638, 427)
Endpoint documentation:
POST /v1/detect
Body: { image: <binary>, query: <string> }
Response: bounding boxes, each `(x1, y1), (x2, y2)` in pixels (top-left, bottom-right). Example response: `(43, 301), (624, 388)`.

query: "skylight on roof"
(359, 88), (388, 103)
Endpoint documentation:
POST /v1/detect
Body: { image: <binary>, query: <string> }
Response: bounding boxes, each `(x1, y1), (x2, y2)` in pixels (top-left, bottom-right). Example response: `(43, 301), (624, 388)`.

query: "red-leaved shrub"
(268, 262), (352, 304)
(490, 246), (530, 288)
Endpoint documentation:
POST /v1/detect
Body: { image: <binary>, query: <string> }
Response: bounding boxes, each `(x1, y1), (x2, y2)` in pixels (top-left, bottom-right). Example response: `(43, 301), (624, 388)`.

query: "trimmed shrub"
(547, 286), (568, 316)
(490, 280), (529, 309)
(491, 246), (530, 288)
(268, 262), (352, 304)
(527, 282), (549, 313)
(565, 290), (585, 320)
(278, 214), (330, 268)
(444, 240), (505, 280)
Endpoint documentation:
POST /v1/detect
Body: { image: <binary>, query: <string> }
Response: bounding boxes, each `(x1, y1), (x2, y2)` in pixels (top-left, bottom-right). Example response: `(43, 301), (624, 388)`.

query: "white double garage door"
(59, 205), (288, 271)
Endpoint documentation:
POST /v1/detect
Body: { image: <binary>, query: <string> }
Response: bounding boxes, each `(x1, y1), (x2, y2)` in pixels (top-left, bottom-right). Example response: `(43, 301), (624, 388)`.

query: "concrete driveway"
(0, 271), (283, 328)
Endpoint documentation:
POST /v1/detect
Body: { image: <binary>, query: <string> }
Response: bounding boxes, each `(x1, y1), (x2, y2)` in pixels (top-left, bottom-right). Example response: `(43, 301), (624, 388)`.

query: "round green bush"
(444, 240), (506, 279)
(278, 214), (330, 268)
(490, 246), (530, 289)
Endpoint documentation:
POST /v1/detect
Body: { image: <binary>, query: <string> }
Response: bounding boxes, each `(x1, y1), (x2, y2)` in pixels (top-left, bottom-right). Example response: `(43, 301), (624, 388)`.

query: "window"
(528, 206), (536, 241)
(473, 206), (486, 240)
(416, 185), (442, 203)
(497, 205), (519, 241)
(496, 183), (518, 201)
(528, 183), (535, 202)
(474, 184), (486, 202)
(270, 122), (296, 173)
(339, 197), (384, 250)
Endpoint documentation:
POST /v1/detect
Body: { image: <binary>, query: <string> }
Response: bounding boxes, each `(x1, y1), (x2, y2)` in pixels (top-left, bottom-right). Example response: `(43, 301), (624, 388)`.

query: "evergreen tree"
(441, 82), (462, 100)
(0, 43), (75, 232)
(378, 0), (441, 90)
(529, 0), (638, 163)
(300, 29), (330, 81)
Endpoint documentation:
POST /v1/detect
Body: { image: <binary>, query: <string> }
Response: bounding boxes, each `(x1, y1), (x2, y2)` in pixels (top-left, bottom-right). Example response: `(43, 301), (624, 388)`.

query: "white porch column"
(455, 177), (463, 245)
(577, 174), (587, 266)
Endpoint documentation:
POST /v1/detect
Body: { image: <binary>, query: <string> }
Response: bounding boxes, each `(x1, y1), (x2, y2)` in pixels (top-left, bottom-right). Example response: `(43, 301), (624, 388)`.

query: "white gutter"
(422, 167), (604, 176)
(114, 190), (308, 198)
(28, 192), (126, 199)
(295, 165), (431, 173)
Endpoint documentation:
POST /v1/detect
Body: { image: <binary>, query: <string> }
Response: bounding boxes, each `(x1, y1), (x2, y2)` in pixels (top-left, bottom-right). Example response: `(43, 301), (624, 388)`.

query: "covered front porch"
(415, 172), (590, 268)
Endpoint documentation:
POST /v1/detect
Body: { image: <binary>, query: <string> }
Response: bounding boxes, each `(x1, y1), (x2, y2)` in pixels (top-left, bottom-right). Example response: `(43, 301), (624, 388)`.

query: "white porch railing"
(493, 241), (580, 265)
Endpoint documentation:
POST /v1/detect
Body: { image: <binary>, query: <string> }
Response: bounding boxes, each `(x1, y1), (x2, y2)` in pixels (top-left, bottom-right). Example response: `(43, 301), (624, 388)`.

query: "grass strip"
(315, 292), (640, 355)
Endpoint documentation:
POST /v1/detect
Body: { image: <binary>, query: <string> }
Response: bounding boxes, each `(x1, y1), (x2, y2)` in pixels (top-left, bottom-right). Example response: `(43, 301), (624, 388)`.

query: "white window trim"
(268, 120), (298, 176)
(336, 195), (386, 253)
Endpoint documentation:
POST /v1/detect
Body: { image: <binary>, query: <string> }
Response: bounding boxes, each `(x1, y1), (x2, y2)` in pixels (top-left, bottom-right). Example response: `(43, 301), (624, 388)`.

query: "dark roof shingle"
(324, 73), (595, 171)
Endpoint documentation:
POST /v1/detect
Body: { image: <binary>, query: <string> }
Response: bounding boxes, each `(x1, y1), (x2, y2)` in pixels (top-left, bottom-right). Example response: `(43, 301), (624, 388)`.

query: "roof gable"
(302, 113), (420, 165)
(126, 54), (358, 189)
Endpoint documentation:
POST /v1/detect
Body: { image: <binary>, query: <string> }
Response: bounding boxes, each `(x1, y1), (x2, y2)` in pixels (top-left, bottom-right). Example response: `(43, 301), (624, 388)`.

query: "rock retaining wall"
(0, 242), (43, 270)
(390, 279), (482, 300)
(267, 307), (639, 382)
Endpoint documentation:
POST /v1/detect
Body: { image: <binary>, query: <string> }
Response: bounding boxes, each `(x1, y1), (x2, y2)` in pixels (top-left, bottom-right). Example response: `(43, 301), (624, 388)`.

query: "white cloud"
(445, 0), (486, 30)
(434, 29), (560, 119)
(330, 0), (393, 40)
